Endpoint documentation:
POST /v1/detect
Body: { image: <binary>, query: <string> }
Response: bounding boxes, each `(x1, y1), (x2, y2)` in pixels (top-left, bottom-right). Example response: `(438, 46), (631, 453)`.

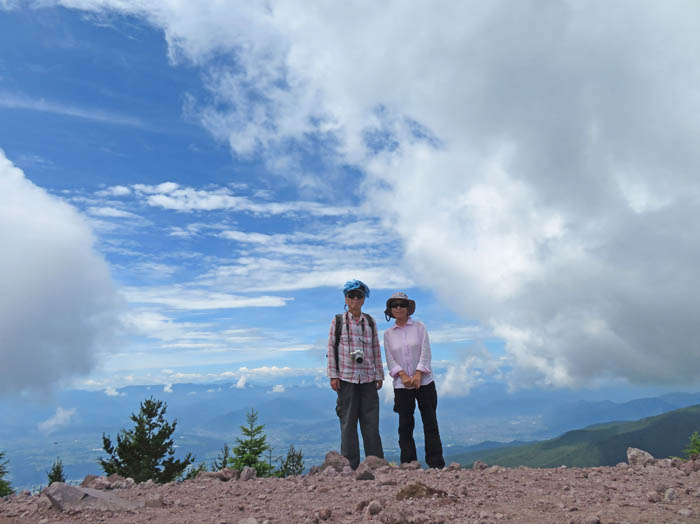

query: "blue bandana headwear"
(343, 279), (370, 298)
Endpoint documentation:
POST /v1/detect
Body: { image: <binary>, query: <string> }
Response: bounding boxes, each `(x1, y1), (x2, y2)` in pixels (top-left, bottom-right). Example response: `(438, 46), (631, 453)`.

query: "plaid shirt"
(327, 311), (384, 383)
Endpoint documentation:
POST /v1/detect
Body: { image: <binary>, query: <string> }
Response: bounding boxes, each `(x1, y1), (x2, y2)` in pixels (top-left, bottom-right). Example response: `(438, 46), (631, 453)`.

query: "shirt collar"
(389, 317), (414, 330)
(346, 311), (365, 323)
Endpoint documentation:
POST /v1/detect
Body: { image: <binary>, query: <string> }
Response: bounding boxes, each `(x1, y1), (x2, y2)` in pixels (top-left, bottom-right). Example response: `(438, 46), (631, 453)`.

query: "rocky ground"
(2, 448), (700, 524)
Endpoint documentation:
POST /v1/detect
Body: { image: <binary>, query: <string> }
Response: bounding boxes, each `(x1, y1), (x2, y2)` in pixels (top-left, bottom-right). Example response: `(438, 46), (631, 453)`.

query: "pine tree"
(47, 456), (66, 485)
(276, 444), (304, 477)
(684, 431), (700, 459)
(0, 451), (13, 497)
(211, 443), (231, 471)
(231, 408), (274, 477)
(98, 396), (194, 483)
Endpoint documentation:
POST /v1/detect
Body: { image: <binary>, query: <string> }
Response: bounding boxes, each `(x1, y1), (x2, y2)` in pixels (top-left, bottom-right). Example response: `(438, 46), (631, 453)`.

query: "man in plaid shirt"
(327, 279), (384, 469)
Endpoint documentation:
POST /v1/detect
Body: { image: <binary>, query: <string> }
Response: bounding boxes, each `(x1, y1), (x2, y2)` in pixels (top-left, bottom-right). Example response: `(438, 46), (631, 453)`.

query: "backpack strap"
(365, 313), (376, 340)
(334, 313), (343, 372)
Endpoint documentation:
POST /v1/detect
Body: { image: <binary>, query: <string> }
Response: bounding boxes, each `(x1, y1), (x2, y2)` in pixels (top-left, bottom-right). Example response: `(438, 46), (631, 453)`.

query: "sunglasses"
(390, 301), (409, 309)
(346, 291), (365, 299)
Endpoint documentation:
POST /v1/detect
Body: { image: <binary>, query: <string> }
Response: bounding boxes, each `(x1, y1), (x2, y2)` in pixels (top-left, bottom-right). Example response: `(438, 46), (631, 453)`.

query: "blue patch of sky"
(0, 4), (490, 388)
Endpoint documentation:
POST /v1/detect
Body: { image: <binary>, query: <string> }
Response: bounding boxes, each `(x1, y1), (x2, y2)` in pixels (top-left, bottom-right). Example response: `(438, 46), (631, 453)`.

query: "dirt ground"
(2, 456), (700, 523)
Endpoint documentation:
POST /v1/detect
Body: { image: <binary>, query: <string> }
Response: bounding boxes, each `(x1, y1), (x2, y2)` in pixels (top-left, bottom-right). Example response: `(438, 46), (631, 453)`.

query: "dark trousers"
(393, 381), (445, 469)
(336, 380), (383, 469)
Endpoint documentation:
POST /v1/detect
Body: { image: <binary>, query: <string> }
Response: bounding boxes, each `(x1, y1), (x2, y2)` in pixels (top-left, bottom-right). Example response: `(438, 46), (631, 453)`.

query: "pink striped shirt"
(383, 318), (434, 389)
(327, 312), (384, 383)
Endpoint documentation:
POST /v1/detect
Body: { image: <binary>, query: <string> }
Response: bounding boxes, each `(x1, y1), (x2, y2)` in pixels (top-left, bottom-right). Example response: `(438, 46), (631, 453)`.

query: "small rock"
(664, 487), (678, 501)
(320, 450), (351, 473)
(399, 461), (421, 470)
(678, 508), (694, 517)
(366, 499), (382, 515)
(396, 482), (447, 501)
(626, 447), (654, 467)
(646, 491), (661, 503)
(445, 462), (461, 471)
(80, 474), (99, 487)
(318, 507), (332, 520)
(472, 460), (489, 471)
(238, 518), (259, 524)
(656, 458), (672, 468)
(240, 466), (257, 481)
(355, 463), (375, 480)
(360, 455), (389, 470)
(144, 493), (164, 508)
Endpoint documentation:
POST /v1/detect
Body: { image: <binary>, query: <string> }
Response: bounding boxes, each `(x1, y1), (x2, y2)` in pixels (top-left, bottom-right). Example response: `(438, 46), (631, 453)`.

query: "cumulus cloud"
(131, 182), (351, 216)
(86, 206), (141, 219)
(38, 407), (77, 434)
(48, 1), (700, 387)
(104, 387), (124, 397)
(271, 384), (285, 393)
(0, 150), (121, 394)
(122, 286), (292, 310)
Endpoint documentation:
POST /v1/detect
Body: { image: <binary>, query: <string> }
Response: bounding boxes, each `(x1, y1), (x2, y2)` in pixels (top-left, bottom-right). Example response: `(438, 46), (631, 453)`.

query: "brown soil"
(2, 461), (700, 523)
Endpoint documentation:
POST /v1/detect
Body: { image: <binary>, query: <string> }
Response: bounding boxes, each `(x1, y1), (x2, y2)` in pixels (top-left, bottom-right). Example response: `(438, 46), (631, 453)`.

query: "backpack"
(333, 313), (376, 372)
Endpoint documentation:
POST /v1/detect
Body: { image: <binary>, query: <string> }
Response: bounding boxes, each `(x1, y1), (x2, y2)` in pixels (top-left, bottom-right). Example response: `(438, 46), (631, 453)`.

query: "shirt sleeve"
(327, 317), (339, 379)
(383, 329), (403, 378)
(371, 318), (385, 381)
(416, 323), (432, 374)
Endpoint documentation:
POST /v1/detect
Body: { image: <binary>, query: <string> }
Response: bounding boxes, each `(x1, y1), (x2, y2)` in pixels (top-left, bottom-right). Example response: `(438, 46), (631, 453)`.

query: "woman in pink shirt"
(383, 292), (445, 469)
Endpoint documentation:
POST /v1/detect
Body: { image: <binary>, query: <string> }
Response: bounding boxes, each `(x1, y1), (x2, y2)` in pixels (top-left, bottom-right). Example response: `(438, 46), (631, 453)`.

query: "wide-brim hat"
(385, 292), (416, 318)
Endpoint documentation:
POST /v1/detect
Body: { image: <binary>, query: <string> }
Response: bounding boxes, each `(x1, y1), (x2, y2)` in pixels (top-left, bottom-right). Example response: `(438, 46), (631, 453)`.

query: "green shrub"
(98, 396), (194, 483)
(276, 444), (304, 477)
(47, 457), (66, 485)
(0, 451), (13, 497)
(684, 431), (700, 459)
(231, 409), (274, 477)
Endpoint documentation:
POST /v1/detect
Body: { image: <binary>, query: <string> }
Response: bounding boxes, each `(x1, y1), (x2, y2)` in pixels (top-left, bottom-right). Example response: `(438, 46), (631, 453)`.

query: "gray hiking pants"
(336, 380), (384, 469)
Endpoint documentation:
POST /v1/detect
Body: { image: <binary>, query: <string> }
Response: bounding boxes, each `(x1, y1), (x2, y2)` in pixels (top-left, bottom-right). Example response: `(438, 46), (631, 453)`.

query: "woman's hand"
(399, 371), (413, 388)
(411, 371), (422, 389)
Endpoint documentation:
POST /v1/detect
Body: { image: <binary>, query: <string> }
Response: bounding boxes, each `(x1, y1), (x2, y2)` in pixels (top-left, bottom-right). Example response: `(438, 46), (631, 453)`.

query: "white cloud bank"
(38, 407), (77, 434)
(0, 150), (121, 394)
(45, 1), (700, 387)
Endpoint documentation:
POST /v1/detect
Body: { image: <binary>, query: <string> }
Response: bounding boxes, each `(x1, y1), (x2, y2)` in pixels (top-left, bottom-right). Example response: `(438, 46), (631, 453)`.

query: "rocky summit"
(2, 448), (700, 523)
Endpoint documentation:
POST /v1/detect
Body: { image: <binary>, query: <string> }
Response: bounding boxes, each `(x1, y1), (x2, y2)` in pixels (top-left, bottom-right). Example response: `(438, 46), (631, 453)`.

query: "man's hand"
(399, 372), (413, 388)
(376, 380), (383, 390)
(330, 378), (340, 391)
(411, 371), (423, 389)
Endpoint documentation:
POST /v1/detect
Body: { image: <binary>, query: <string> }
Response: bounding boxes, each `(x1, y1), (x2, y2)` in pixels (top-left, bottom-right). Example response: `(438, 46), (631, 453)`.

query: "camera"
(349, 348), (364, 363)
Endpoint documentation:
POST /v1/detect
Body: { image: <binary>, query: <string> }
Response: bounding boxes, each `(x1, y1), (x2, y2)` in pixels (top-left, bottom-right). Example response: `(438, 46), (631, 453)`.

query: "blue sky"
(3, 1), (700, 399)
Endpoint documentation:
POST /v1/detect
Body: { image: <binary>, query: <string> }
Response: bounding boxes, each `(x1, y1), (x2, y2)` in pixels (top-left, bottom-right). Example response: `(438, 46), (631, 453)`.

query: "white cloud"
(122, 286), (292, 310)
(163, 383), (173, 393)
(132, 182), (351, 216)
(271, 384), (284, 393)
(38, 407), (77, 434)
(235, 375), (247, 389)
(0, 91), (149, 128)
(87, 206), (141, 219)
(0, 150), (121, 395)
(104, 387), (123, 397)
(96, 185), (131, 197)
(46, 1), (700, 387)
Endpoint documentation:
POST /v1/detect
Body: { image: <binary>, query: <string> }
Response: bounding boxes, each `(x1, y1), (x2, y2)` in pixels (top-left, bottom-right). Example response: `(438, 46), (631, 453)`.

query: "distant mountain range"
(2, 380), (700, 490)
(445, 404), (700, 468)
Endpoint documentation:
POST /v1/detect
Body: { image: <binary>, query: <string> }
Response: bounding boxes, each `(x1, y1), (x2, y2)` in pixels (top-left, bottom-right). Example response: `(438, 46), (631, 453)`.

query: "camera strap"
(334, 312), (375, 371)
